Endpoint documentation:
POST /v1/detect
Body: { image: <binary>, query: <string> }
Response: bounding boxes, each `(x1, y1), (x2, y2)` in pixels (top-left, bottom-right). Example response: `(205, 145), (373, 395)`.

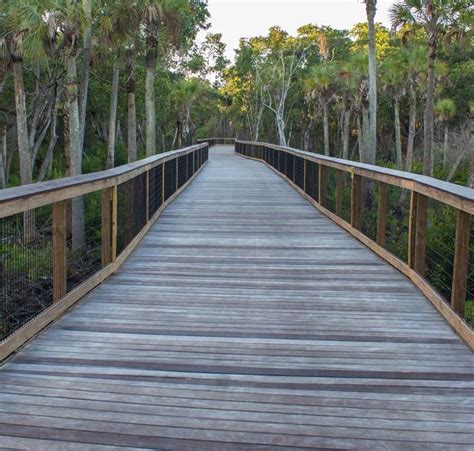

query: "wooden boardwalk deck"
(0, 146), (473, 449)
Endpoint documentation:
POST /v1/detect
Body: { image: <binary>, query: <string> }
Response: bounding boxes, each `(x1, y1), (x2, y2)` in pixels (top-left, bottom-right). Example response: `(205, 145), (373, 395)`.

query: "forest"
(0, 0), (473, 329)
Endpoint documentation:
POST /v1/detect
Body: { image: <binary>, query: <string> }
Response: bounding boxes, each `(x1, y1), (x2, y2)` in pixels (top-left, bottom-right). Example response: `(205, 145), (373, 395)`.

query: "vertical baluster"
(351, 173), (363, 230)
(319, 165), (327, 207)
(336, 170), (344, 217)
(303, 159), (307, 194)
(101, 185), (117, 266)
(53, 200), (67, 302)
(408, 191), (427, 275)
(145, 170), (150, 221)
(376, 182), (388, 247)
(451, 210), (470, 316)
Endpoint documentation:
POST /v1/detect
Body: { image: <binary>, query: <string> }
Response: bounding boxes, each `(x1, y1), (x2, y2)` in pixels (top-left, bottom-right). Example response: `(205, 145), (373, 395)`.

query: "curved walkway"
(0, 146), (473, 449)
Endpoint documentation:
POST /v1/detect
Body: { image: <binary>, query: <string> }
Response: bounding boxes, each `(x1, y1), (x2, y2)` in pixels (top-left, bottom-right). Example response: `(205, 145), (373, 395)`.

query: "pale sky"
(203, 0), (394, 60)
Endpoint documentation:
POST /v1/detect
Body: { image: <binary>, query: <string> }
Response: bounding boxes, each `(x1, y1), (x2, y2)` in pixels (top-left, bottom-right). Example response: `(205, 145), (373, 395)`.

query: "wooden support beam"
(101, 186), (117, 266)
(176, 157), (179, 191)
(303, 159), (307, 194)
(145, 171), (150, 222)
(451, 209), (471, 316)
(319, 165), (327, 207)
(351, 174), (363, 230)
(161, 162), (165, 204)
(336, 170), (344, 217)
(408, 191), (427, 275)
(52, 201), (67, 302)
(376, 182), (388, 247)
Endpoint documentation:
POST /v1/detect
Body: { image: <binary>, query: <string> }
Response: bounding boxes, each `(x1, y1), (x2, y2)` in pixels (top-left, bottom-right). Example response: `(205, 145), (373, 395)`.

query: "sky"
(202, 0), (395, 61)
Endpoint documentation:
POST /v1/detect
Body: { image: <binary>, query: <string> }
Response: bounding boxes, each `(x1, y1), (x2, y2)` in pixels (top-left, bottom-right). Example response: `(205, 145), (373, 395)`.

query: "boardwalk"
(0, 146), (473, 449)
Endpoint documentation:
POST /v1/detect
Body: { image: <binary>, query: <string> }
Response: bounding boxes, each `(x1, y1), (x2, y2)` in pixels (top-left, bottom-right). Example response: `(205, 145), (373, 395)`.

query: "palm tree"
(3, 0), (53, 241)
(391, 0), (465, 176)
(3, 0), (52, 187)
(53, 0), (88, 249)
(435, 98), (456, 170)
(403, 44), (426, 172)
(381, 52), (406, 170)
(135, 0), (208, 156)
(364, 0), (378, 164)
(306, 63), (337, 156)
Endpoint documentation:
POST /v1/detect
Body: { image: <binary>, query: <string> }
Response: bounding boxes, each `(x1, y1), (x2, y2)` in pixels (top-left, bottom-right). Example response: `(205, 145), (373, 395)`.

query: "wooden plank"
(318, 164), (327, 207)
(335, 170), (344, 217)
(101, 186), (117, 266)
(408, 192), (427, 275)
(451, 210), (471, 316)
(351, 174), (363, 230)
(376, 183), (387, 247)
(145, 170), (150, 221)
(52, 201), (67, 302)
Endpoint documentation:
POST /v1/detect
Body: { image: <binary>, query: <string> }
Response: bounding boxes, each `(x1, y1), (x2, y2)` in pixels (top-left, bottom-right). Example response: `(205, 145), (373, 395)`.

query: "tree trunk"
(394, 99), (403, 170)
(64, 51), (86, 250)
(12, 59), (36, 241)
(423, 31), (437, 176)
(366, 0), (377, 164)
(443, 124), (449, 170)
(406, 82), (417, 172)
(127, 92), (137, 162)
(12, 61), (32, 185)
(39, 89), (60, 182)
(0, 126), (6, 188)
(79, 0), (92, 150)
(276, 111), (287, 146)
(342, 108), (351, 160)
(357, 114), (363, 161)
(145, 34), (158, 156)
(106, 61), (120, 169)
(360, 107), (370, 163)
(323, 102), (329, 156)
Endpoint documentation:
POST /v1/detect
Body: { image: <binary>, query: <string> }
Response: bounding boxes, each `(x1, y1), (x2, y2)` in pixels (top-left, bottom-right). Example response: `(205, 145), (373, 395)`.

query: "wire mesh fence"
(0, 207), (53, 340)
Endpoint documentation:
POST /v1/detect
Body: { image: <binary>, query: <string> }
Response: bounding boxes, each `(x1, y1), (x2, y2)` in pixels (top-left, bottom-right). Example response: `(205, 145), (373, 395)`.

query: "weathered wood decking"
(0, 146), (473, 449)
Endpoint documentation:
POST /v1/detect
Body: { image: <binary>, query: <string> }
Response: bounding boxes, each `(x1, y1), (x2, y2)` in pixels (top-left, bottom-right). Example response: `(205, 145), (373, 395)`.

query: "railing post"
(408, 191), (427, 275)
(161, 162), (165, 204)
(176, 157), (179, 191)
(101, 185), (117, 266)
(336, 170), (344, 217)
(319, 165), (327, 207)
(303, 159), (307, 194)
(351, 173), (363, 230)
(145, 170), (150, 221)
(451, 209), (470, 316)
(52, 200), (67, 302)
(376, 182), (388, 247)
(292, 156), (296, 183)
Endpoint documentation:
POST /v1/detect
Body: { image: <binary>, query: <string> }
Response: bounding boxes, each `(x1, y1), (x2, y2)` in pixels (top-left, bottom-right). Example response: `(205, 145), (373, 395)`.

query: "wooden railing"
(0, 143), (209, 360)
(197, 138), (236, 146)
(236, 140), (474, 349)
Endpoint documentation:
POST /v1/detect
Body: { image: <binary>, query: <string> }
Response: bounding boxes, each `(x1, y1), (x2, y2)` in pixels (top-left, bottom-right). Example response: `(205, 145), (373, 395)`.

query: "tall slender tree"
(364, 0), (378, 164)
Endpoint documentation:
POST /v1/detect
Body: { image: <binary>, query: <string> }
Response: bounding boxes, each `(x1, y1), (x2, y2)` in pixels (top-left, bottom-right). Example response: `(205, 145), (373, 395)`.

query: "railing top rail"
(0, 143), (207, 218)
(237, 139), (474, 214)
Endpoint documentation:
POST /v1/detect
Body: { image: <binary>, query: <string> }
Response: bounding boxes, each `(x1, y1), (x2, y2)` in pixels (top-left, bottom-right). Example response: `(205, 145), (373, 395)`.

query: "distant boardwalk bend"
(0, 144), (473, 449)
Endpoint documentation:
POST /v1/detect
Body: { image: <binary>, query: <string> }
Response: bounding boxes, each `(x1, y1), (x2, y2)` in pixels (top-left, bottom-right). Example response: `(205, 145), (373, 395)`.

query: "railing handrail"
(237, 140), (474, 213)
(0, 143), (207, 218)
